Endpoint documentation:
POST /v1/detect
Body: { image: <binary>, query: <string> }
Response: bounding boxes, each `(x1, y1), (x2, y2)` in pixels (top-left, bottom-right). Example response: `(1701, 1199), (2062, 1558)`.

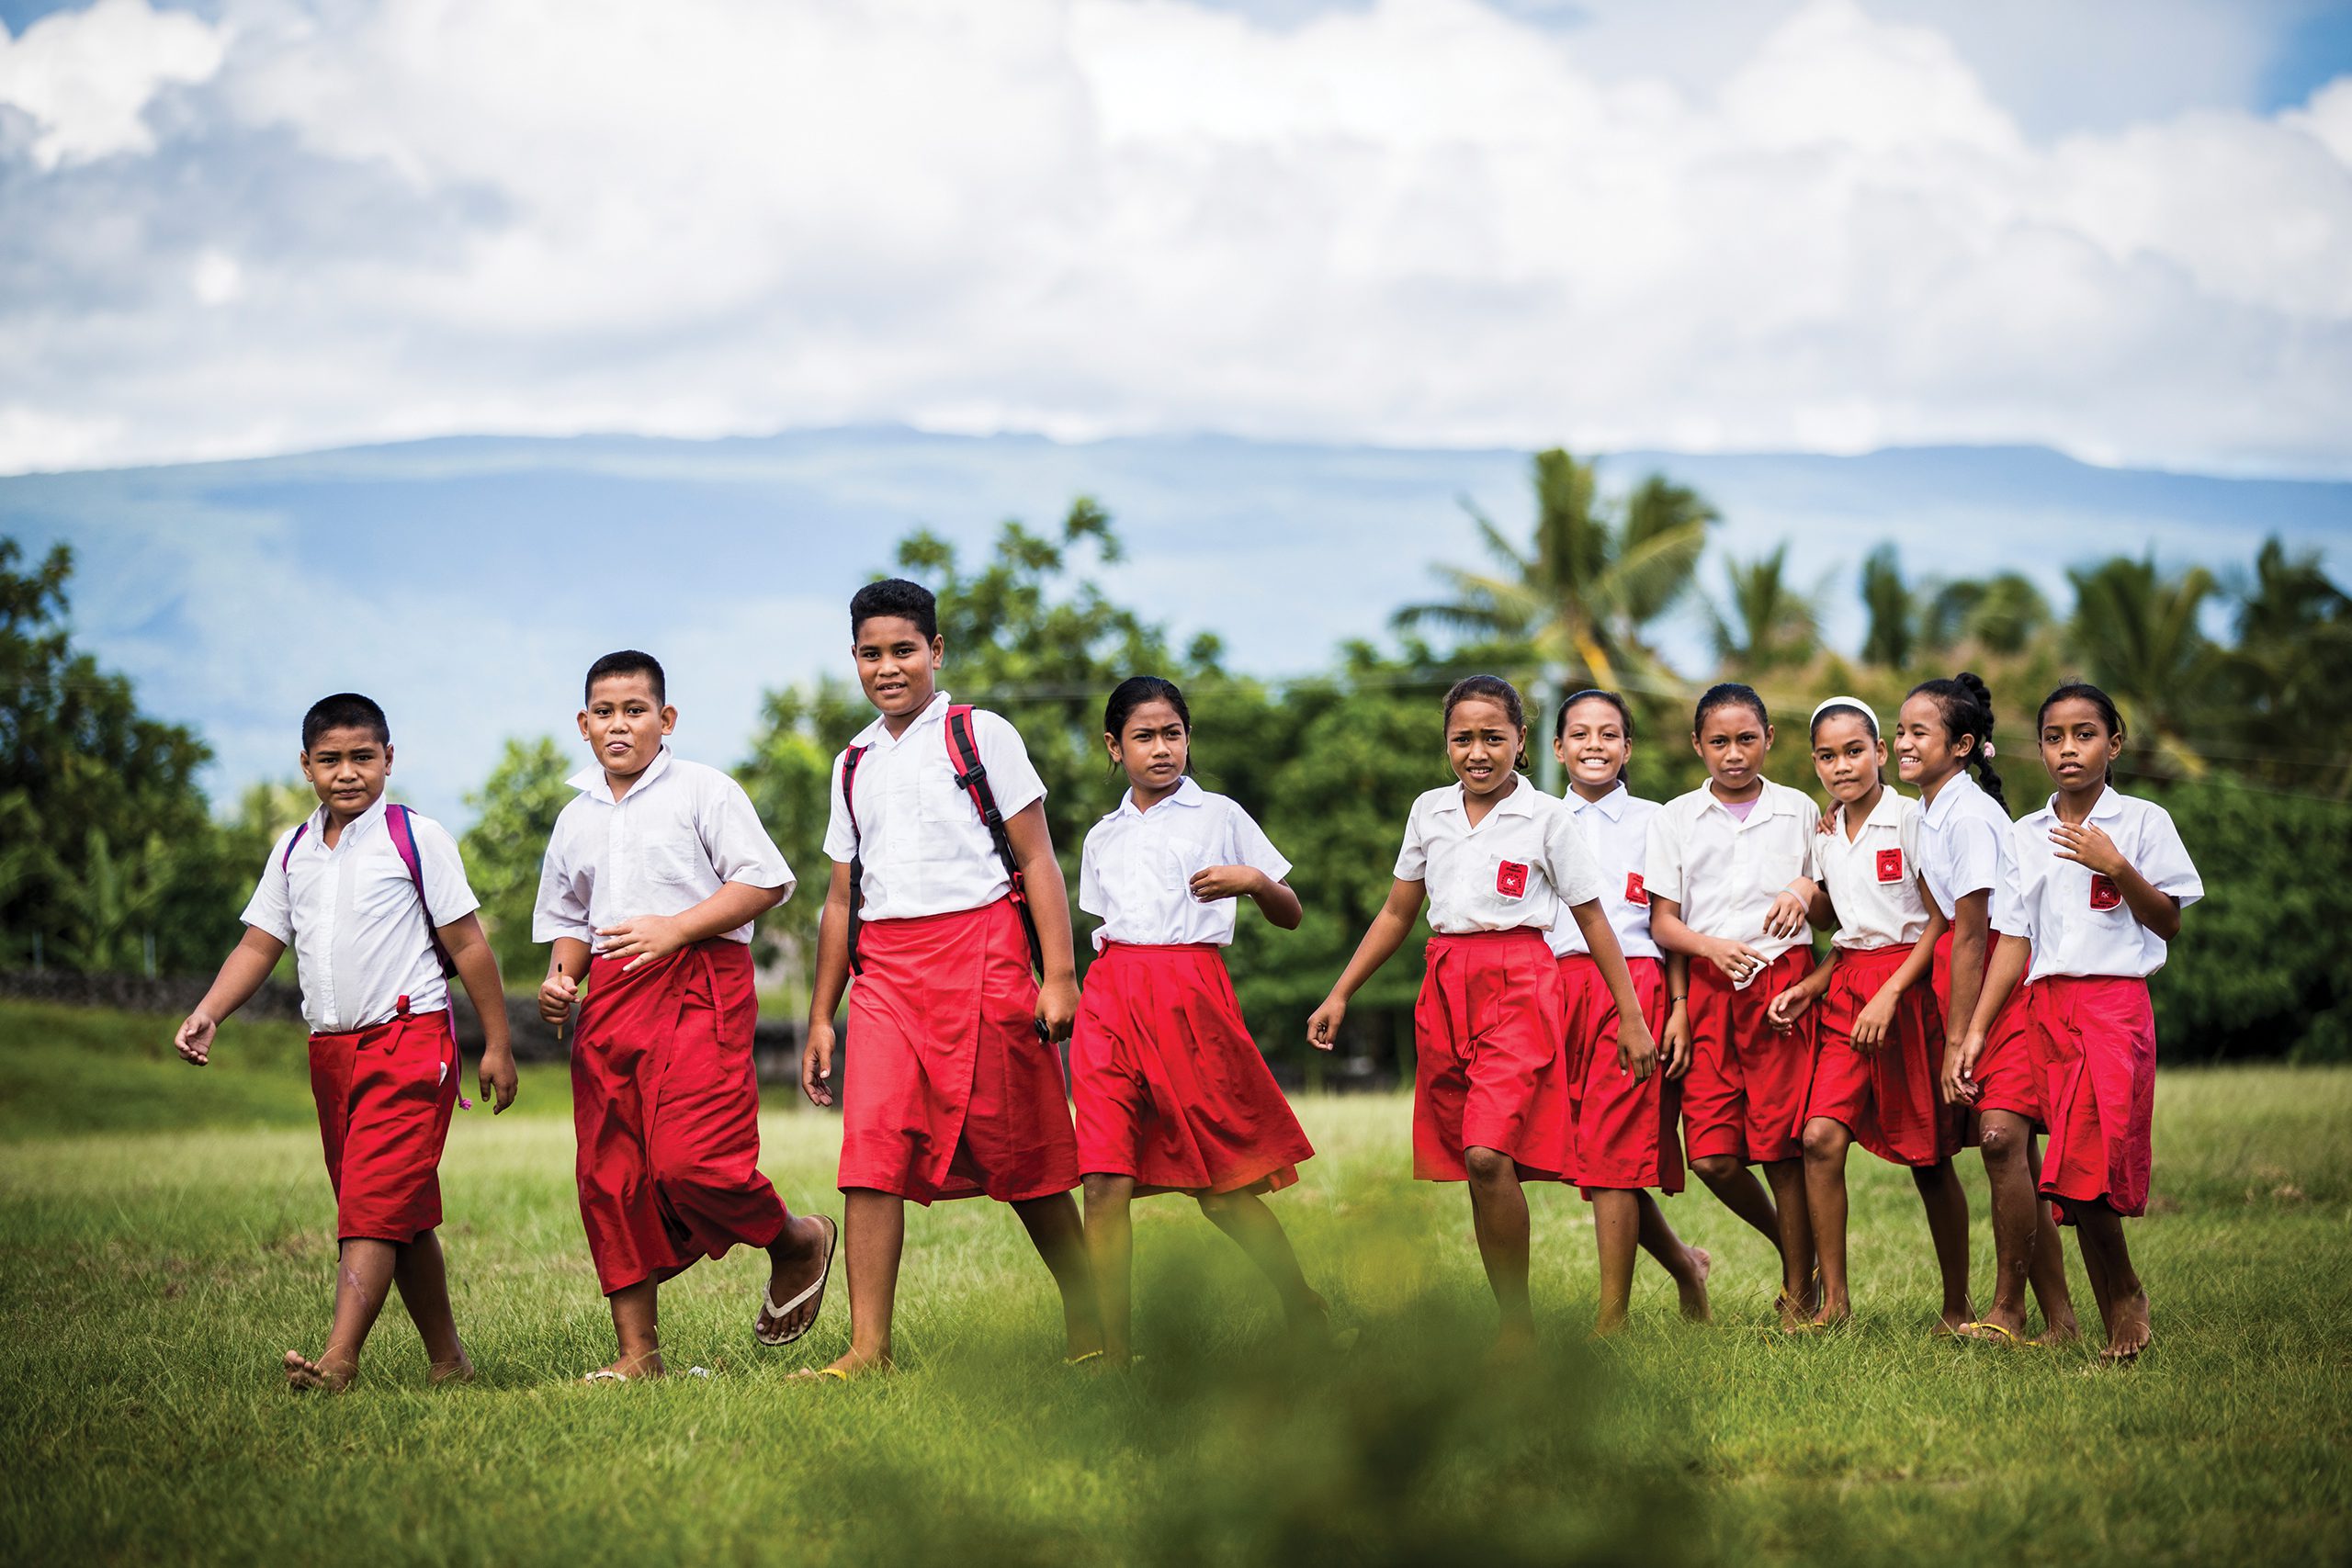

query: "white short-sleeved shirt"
(1547, 784), (1661, 961)
(1808, 788), (1931, 950)
(533, 745), (794, 948)
(1395, 777), (1604, 935)
(242, 798), (481, 1034)
(821, 691), (1047, 922)
(1915, 771), (2010, 923)
(1994, 786), (2203, 982)
(1643, 777), (1816, 976)
(1078, 777), (1292, 951)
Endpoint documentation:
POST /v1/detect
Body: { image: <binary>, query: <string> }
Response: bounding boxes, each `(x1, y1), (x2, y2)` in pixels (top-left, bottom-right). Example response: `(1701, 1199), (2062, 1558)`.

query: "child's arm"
(1306, 878), (1425, 1050)
(175, 929), (288, 1065)
(1648, 897), (1767, 986)
(1660, 951), (1692, 1078)
(1951, 932), (2031, 1100)
(540, 938), (591, 1023)
(437, 913), (516, 1112)
(1188, 864), (1303, 930)
(1004, 799), (1080, 1043)
(801, 863), (856, 1110)
(1767, 948), (1835, 1032)
(1939, 891), (1999, 1103)
(1568, 899), (1658, 1081)
(1855, 898), (1946, 1053)
(594, 881), (788, 972)
(2049, 820), (2182, 941)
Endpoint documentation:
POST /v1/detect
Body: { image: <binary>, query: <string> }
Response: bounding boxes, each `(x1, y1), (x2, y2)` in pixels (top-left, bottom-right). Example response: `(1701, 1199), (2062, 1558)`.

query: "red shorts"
(1930, 930), (2041, 1128)
(572, 939), (790, 1294)
(1413, 929), (1573, 1181)
(1558, 953), (1682, 1195)
(1805, 943), (1960, 1168)
(2024, 976), (2156, 1223)
(840, 898), (1080, 1205)
(308, 1007), (460, 1244)
(1071, 942), (1313, 1196)
(1682, 946), (1815, 1164)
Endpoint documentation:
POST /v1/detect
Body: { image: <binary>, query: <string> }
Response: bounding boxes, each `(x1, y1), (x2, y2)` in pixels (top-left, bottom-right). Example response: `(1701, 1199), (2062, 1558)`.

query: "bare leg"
(1971, 1111), (2041, 1339)
(1909, 1158), (1975, 1333)
(1195, 1189), (1328, 1338)
(1763, 1157), (1815, 1324)
(388, 1231), (470, 1382)
(286, 1236), (399, 1392)
(1689, 1154), (1783, 1250)
(1634, 1192), (1712, 1322)
(1800, 1119), (1853, 1325)
(1590, 1190), (1642, 1335)
(1082, 1174), (1137, 1365)
(815, 1187), (903, 1377)
(2022, 1136), (2082, 1344)
(1012, 1191), (1105, 1360)
(757, 1212), (837, 1343)
(586, 1280), (664, 1379)
(2074, 1203), (2148, 1360)
(1464, 1146), (1534, 1353)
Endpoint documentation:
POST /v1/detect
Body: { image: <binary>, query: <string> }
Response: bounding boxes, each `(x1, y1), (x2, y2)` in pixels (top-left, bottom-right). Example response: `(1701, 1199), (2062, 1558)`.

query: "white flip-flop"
(755, 1213), (839, 1348)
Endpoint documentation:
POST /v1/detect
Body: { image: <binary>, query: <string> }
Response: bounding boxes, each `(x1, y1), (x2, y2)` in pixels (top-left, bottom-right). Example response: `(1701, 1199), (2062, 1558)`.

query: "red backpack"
(281, 803), (458, 977)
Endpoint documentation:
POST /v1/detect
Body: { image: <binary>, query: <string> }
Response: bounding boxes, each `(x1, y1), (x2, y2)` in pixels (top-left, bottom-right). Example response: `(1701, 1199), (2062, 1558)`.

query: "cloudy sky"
(6, 0), (2352, 479)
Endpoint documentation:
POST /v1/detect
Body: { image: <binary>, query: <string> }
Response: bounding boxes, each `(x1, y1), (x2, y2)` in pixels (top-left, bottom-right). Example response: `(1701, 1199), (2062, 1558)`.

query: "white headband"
(1809, 695), (1881, 734)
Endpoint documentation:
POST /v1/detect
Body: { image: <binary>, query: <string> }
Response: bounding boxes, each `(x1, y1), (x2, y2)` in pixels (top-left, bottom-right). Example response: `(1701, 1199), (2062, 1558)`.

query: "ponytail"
(1909, 671), (2007, 812)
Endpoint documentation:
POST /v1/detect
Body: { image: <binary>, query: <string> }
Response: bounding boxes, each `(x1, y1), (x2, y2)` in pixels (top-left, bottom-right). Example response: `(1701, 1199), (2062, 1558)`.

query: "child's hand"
(1766, 982), (1817, 1032)
(1942, 1035), (1985, 1106)
(1661, 1002), (1692, 1079)
(1306, 996), (1345, 1051)
(1706, 938), (1769, 986)
(802, 1021), (837, 1109)
(538, 972), (579, 1027)
(478, 1044), (519, 1113)
(1037, 975), (1080, 1043)
(1852, 989), (1899, 1053)
(596, 915), (688, 971)
(174, 1010), (217, 1066)
(1763, 887), (1811, 940)
(1187, 864), (1262, 902)
(2048, 821), (2126, 878)
(1617, 1016), (1658, 1084)
(1815, 808), (1835, 835)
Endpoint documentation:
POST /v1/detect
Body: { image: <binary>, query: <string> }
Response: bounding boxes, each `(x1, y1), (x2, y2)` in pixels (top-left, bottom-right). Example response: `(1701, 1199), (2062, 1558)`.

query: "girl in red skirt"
(1549, 689), (1713, 1335)
(1074, 676), (1323, 1366)
(1309, 676), (1655, 1355)
(1767, 698), (1971, 1331)
(1962, 682), (2201, 1362)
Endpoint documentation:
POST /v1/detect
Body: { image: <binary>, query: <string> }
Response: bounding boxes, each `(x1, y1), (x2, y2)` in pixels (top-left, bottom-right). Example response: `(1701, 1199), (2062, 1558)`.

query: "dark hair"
(1694, 682), (1769, 734)
(1104, 675), (1190, 739)
(584, 649), (665, 706)
(1808, 702), (1879, 741)
(2038, 681), (2125, 784)
(302, 693), (389, 750)
(1555, 687), (1633, 741)
(850, 577), (939, 643)
(1909, 671), (2007, 810)
(1443, 675), (1530, 772)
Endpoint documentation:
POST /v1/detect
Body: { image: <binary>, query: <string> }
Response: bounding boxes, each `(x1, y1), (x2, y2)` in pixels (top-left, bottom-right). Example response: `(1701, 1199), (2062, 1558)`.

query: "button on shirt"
(1808, 788), (1931, 950)
(533, 746), (793, 947)
(1079, 778), (1291, 951)
(1395, 778), (1603, 934)
(1994, 786), (2202, 982)
(1643, 778), (1816, 967)
(241, 798), (480, 1035)
(821, 692), (1047, 922)
(1547, 784), (1661, 961)
(1915, 771), (2009, 922)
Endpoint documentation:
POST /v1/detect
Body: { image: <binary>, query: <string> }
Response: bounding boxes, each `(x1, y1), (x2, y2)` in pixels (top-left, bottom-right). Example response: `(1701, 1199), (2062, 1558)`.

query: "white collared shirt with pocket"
(1547, 784), (1662, 961)
(1079, 777), (1291, 951)
(243, 797), (481, 1034)
(534, 744), (794, 948)
(1395, 777), (1604, 935)
(1643, 777), (1817, 971)
(1914, 770), (2010, 924)
(821, 690), (1048, 922)
(1809, 788), (1932, 950)
(1994, 786), (2202, 982)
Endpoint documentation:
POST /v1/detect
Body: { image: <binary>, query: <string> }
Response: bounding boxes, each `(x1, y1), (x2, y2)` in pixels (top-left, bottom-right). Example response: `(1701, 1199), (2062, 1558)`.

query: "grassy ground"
(1, 999), (2347, 1567)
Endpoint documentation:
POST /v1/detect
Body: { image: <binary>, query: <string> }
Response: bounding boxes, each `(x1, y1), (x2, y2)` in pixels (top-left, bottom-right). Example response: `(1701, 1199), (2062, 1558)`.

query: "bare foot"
(1810, 1302), (1852, 1328)
(1673, 1247), (1713, 1324)
(284, 1349), (355, 1393)
(1931, 1303), (1976, 1337)
(792, 1347), (891, 1382)
(585, 1349), (664, 1382)
(1487, 1319), (1537, 1366)
(2034, 1319), (2083, 1348)
(757, 1214), (837, 1345)
(428, 1346), (475, 1385)
(2099, 1292), (2150, 1363)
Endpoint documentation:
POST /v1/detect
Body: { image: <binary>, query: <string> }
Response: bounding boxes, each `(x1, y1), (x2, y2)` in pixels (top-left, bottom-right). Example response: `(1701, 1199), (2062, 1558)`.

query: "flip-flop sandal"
(756, 1214), (839, 1348)
(787, 1367), (851, 1383)
(1953, 1320), (2025, 1346)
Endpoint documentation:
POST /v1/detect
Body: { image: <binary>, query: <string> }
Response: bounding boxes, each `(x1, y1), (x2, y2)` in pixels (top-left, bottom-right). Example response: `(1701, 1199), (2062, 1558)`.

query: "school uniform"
(1916, 773), (2037, 1126)
(1396, 776), (1603, 1182)
(1994, 786), (2201, 1222)
(821, 691), (1080, 1205)
(1070, 778), (1315, 1195)
(534, 745), (795, 1295)
(1803, 790), (1957, 1168)
(1644, 779), (1817, 1165)
(1546, 784), (1681, 1195)
(243, 798), (476, 1245)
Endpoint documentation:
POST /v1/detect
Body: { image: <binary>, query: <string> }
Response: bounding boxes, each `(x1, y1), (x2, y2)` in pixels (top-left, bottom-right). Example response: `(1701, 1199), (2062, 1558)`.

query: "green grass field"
(2, 999), (2347, 1567)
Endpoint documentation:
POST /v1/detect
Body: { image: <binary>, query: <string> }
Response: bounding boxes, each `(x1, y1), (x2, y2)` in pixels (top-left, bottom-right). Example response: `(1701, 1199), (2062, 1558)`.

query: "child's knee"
(1978, 1122), (2021, 1163)
(1082, 1172), (1128, 1205)
(1802, 1120), (1848, 1164)
(1690, 1154), (1744, 1185)
(1194, 1190), (1238, 1220)
(1463, 1146), (1516, 1186)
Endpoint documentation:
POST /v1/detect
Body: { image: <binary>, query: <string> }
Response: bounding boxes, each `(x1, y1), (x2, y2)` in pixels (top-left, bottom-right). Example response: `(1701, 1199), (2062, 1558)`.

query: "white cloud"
(0, 0), (224, 168)
(0, 0), (2348, 476)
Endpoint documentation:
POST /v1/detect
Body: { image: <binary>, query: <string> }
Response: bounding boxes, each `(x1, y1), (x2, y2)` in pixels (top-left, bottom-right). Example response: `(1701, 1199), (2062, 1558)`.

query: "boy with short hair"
(537, 649), (837, 1381)
(798, 580), (1101, 1380)
(175, 693), (519, 1393)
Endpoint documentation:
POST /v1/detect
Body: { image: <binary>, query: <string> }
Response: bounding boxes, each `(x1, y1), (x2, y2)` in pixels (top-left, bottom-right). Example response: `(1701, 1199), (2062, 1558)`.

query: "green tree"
(2225, 537), (2352, 797)
(1858, 544), (1916, 668)
(460, 737), (576, 981)
(1923, 572), (2052, 657)
(2064, 554), (2221, 779)
(1705, 544), (1822, 672)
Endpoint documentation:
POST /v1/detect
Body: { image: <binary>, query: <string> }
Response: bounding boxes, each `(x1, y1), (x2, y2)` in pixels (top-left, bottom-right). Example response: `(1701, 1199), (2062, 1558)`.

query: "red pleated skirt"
(1682, 947), (1815, 1164)
(1930, 930), (2041, 1128)
(1558, 953), (1683, 1195)
(1412, 929), (1573, 1182)
(2024, 976), (2156, 1223)
(1805, 942), (1962, 1168)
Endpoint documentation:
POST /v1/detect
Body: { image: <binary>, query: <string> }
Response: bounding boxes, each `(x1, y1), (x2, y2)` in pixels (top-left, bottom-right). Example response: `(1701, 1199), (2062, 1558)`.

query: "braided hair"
(1908, 671), (2007, 810)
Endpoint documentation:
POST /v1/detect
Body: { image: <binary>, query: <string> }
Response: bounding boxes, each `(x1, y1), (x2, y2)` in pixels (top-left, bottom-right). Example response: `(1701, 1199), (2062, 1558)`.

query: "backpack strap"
(385, 805), (459, 979)
(841, 744), (872, 976)
(944, 705), (1046, 977)
(279, 820), (310, 873)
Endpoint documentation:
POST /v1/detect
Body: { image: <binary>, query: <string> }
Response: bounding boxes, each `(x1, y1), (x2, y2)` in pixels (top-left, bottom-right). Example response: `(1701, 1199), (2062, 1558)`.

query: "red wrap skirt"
(1930, 930), (2041, 1127)
(571, 938), (788, 1295)
(1682, 946), (1815, 1164)
(1071, 942), (1314, 1196)
(1805, 942), (1962, 1168)
(1412, 929), (1573, 1182)
(309, 1005), (460, 1244)
(2024, 976), (2156, 1223)
(1558, 953), (1682, 1195)
(840, 898), (1080, 1205)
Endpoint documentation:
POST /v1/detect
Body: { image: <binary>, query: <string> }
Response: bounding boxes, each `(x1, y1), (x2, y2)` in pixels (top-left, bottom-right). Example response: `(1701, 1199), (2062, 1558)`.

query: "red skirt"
(2024, 976), (2156, 1223)
(840, 898), (1080, 1205)
(1930, 930), (2041, 1127)
(309, 1006), (460, 1244)
(1682, 946), (1815, 1164)
(572, 939), (789, 1295)
(1559, 953), (1683, 1195)
(1070, 942), (1314, 1196)
(1805, 943), (1961, 1168)
(1413, 929), (1573, 1181)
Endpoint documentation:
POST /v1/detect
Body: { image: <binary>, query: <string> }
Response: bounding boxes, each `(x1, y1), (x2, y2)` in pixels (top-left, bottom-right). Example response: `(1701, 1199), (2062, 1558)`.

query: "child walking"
(1074, 676), (1325, 1365)
(1962, 682), (2200, 1362)
(1307, 676), (1655, 1354)
(1767, 698), (1971, 1330)
(175, 693), (518, 1392)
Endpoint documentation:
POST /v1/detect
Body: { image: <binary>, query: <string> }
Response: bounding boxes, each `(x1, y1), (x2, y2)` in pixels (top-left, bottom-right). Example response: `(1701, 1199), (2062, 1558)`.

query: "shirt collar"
(1119, 774), (1204, 819)
(567, 741), (674, 801)
(1435, 775), (1537, 818)
(1566, 782), (1629, 821)
(854, 689), (950, 750)
(1701, 778), (1793, 822)
(2036, 784), (2123, 824)
(1921, 770), (1977, 824)
(1837, 786), (1905, 836)
(303, 795), (390, 846)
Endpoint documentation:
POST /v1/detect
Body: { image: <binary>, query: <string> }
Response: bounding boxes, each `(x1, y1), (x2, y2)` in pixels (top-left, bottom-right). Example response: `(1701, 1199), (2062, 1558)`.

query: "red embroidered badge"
(1876, 848), (1904, 884)
(2089, 874), (2121, 910)
(1497, 861), (1529, 898)
(1625, 871), (1648, 906)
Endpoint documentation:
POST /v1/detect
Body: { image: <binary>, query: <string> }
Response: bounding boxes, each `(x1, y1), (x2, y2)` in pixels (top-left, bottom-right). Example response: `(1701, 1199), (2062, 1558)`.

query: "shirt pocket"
(638, 821), (713, 886)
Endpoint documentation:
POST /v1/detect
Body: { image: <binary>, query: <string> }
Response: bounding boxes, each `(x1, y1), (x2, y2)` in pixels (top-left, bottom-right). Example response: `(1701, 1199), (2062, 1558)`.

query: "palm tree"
(1706, 545), (1823, 672)
(1924, 572), (2052, 656)
(2226, 536), (2352, 795)
(1859, 544), (1915, 668)
(2064, 553), (2220, 779)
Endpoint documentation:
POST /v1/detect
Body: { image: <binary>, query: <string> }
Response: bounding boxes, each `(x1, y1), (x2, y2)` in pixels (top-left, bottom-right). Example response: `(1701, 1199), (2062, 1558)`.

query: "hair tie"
(1808, 694), (1881, 733)
(1980, 741), (1996, 760)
